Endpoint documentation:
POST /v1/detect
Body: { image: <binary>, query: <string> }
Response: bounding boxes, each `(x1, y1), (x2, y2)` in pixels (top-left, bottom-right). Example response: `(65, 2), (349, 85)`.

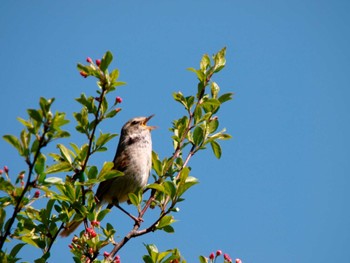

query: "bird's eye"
(131, 120), (138, 125)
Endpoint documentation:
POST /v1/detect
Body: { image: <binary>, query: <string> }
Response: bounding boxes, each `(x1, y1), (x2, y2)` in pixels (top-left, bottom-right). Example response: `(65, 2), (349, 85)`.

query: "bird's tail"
(60, 220), (83, 237)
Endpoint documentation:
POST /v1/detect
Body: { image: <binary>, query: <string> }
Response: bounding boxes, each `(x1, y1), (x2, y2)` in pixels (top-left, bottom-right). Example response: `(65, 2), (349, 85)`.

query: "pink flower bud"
(34, 190), (40, 198)
(115, 96), (122, 104)
(209, 252), (215, 260)
(4, 166), (9, 173)
(0, 169), (3, 175)
(68, 244), (73, 249)
(80, 71), (88, 78)
(19, 173), (25, 180)
(114, 255), (121, 263)
(103, 251), (110, 258)
(86, 57), (93, 63)
(86, 227), (94, 234)
(96, 59), (101, 67)
(235, 259), (242, 263)
(88, 247), (94, 254)
(224, 254), (232, 263)
(216, 250), (222, 256)
(115, 108), (122, 113)
(91, 220), (100, 227)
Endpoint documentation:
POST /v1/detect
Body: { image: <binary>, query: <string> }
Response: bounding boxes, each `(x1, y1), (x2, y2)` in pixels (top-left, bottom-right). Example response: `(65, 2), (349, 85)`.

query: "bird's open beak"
(143, 114), (157, 130)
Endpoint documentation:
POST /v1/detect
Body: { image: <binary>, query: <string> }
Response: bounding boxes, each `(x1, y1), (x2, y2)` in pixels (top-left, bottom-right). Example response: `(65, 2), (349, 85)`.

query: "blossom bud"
(96, 59), (101, 67)
(224, 254), (232, 263)
(216, 250), (222, 256)
(209, 252), (215, 260)
(4, 166), (9, 173)
(235, 259), (242, 263)
(91, 220), (100, 227)
(115, 108), (122, 113)
(103, 251), (110, 258)
(0, 169), (3, 175)
(34, 190), (40, 198)
(86, 57), (93, 63)
(114, 255), (121, 263)
(68, 244), (73, 249)
(19, 173), (25, 180)
(115, 96), (122, 104)
(80, 71), (88, 78)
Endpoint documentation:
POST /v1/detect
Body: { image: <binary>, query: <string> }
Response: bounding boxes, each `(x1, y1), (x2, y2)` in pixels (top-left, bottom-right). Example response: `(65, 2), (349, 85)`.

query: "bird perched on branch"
(60, 115), (155, 237)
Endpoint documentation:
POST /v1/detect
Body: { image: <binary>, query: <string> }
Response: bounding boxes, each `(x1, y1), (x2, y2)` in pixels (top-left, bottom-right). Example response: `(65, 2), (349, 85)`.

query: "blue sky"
(1, 1), (350, 262)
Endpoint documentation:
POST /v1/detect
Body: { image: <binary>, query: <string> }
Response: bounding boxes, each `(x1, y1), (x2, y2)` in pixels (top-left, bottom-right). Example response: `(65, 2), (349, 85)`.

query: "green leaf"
(3, 135), (22, 154)
(193, 106), (202, 124)
(185, 96), (195, 110)
(97, 209), (110, 222)
(57, 144), (72, 164)
(208, 118), (219, 134)
(105, 109), (119, 118)
(152, 151), (162, 176)
(211, 82), (220, 98)
(39, 97), (54, 116)
(128, 192), (140, 207)
(210, 141), (222, 159)
(17, 117), (34, 130)
(163, 181), (177, 199)
(0, 177), (15, 193)
(177, 175), (199, 197)
(156, 215), (175, 229)
(199, 255), (209, 263)
(100, 51), (113, 72)
(46, 162), (72, 174)
(110, 69), (119, 82)
(10, 243), (25, 258)
(193, 126), (204, 146)
(34, 153), (46, 174)
(162, 225), (175, 233)
(27, 109), (43, 123)
(96, 132), (117, 149)
(142, 255), (154, 263)
(172, 92), (187, 109)
(44, 177), (64, 185)
(147, 183), (165, 193)
(213, 47), (226, 73)
(21, 237), (40, 248)
(187, 67), (205, 81)
(200, 54), (211, 71)
(218, 92), (233, 103)
(87, 166), (98, 180)
(20, 130), (30, 155)
(98, 162), (123, 181)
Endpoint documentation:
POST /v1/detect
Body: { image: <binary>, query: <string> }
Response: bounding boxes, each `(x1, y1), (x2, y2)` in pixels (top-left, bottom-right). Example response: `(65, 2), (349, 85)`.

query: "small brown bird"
(60, 115), (155, 237)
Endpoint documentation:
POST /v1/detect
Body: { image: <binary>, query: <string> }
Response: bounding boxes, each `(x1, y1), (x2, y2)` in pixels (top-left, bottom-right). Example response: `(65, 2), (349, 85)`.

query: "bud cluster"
(207, 250), (241, 263)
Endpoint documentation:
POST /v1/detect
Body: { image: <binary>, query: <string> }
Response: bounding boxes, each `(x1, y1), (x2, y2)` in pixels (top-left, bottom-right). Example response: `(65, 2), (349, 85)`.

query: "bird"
(60, 115), (155, 237)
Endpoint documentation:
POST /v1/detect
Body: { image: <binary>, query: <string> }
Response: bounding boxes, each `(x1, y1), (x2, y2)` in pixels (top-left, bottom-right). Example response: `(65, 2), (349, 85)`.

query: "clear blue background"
(1, 1), (350, 262)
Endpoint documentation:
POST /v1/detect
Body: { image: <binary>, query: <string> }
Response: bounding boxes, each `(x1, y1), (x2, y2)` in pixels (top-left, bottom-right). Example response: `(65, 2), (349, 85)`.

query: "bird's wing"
(95, 142), (129, 202)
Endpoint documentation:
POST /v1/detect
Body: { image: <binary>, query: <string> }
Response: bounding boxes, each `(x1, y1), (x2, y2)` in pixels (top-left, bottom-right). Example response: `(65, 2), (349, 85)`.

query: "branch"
(0, 125), (49, 250)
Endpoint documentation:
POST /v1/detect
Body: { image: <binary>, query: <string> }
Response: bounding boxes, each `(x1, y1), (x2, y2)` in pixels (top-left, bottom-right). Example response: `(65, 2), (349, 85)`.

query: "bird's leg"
(111, 201), (144, 224)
